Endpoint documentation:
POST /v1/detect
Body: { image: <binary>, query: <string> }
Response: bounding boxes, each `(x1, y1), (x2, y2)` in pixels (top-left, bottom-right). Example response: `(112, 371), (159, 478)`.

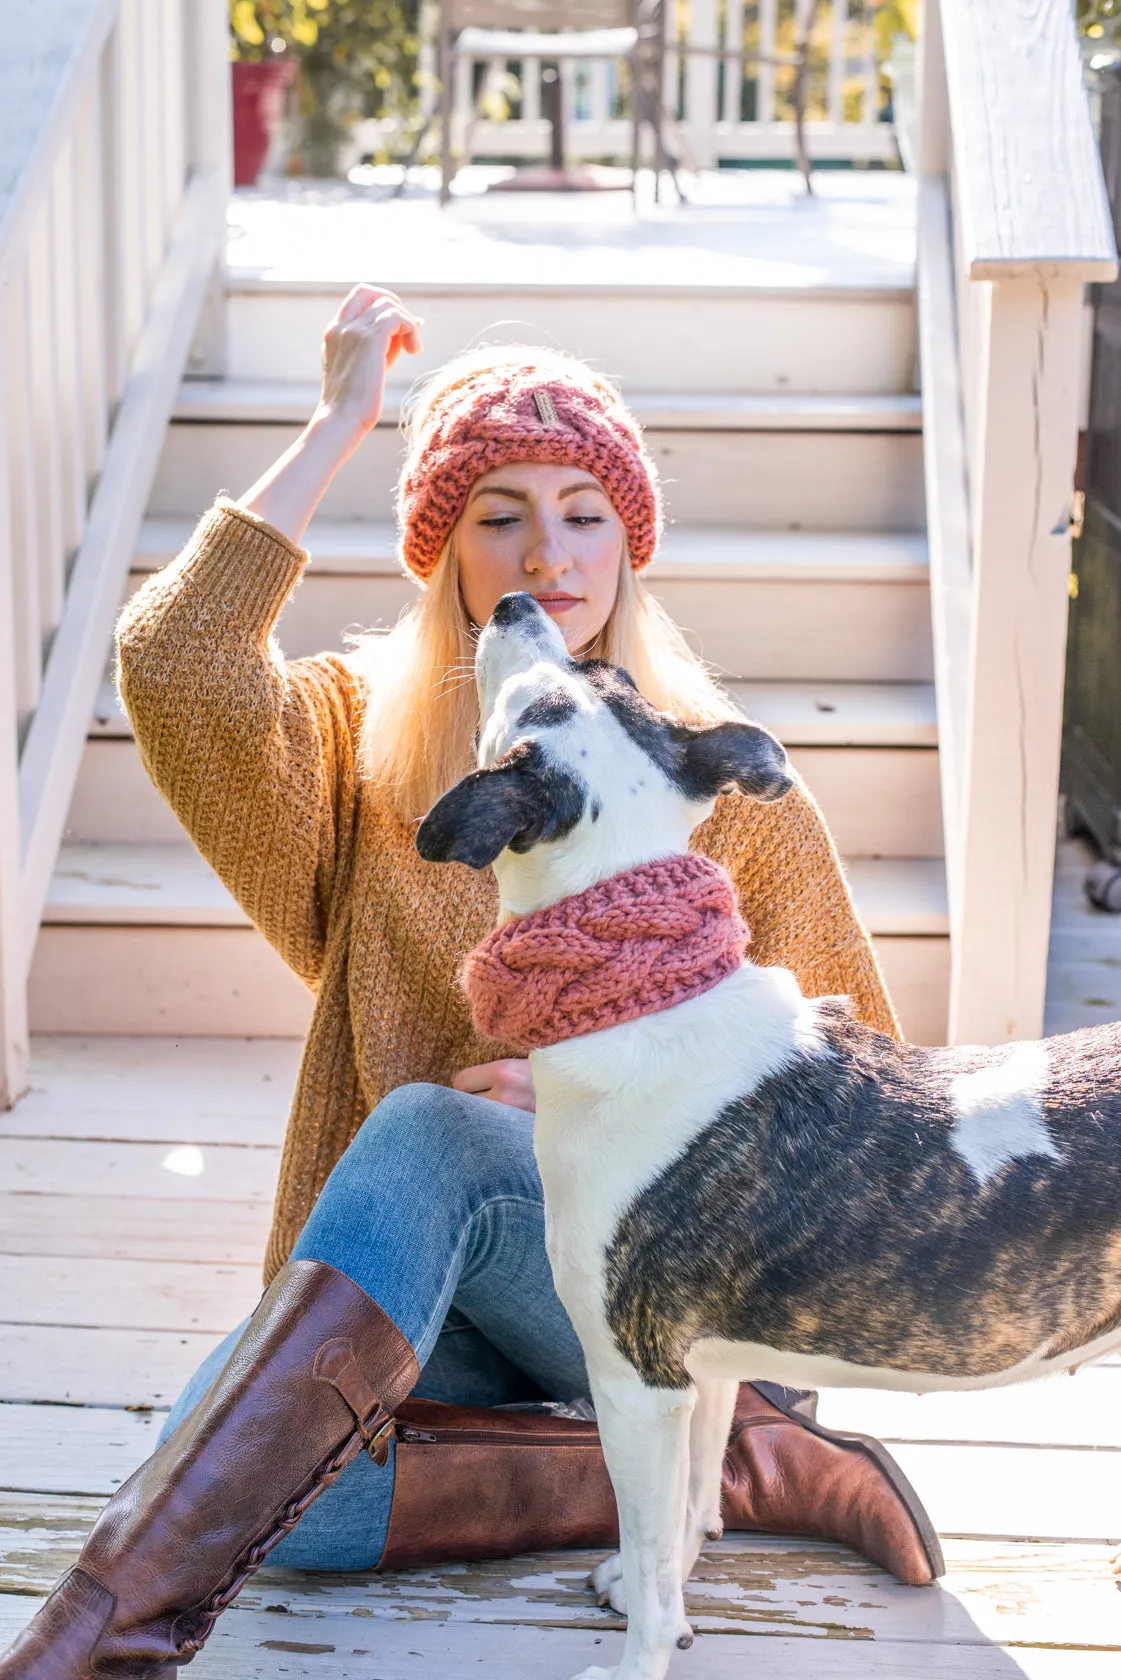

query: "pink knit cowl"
(460, 854), (750, 1052)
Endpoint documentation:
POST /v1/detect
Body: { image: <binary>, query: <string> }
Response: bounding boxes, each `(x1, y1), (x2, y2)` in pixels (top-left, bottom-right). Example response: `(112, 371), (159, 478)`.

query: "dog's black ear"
(673, 720), (793, 803)
(416, 743), (584, 869)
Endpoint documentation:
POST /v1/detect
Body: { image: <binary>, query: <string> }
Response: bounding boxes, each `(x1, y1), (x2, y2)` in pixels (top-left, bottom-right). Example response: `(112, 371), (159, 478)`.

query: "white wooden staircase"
(35, 187), (953, 1042)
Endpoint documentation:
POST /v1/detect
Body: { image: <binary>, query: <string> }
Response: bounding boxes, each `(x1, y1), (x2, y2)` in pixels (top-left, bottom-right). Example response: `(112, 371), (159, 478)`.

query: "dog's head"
(416, 592), (792, 914)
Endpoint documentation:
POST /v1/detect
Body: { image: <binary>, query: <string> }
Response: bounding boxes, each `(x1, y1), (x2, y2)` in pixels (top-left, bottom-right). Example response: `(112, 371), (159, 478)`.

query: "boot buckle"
(367, 1417), (396, 1467)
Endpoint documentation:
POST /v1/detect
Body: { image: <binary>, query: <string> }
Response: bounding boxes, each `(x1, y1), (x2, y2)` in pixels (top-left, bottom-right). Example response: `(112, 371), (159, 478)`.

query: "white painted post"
(685, 0), (719, 169)
(919, 0), (1117, 1043)
(757, 0), (778, 126)
(184, 0), (230, 377)
(722, 0), (744, 126)
(3, 273), (43, 728)
(0, 332), (30, 1110)
(827, 0), (848, 127)
(950, 275), (1085, 1041)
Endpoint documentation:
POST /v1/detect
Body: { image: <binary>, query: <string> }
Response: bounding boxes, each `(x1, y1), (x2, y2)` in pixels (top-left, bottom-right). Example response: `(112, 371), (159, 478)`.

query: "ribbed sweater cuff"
(177, 499), (309, 639)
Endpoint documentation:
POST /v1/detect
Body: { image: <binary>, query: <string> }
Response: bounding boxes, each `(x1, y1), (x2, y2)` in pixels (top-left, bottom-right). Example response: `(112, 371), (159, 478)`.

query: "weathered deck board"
(0, 1405), (165, 1495)
(2, 1497), (1119, 1649)
(0, 1108), (287, 1146)
(4, 1593), (1118, 1678)
(816, 1372), (1121, 1448)
(0, 1255), (261, 1332)
(0, 1326), (223, 1407)
(0, 1193), (272, 1263)
(0, 1137), (280, 1202)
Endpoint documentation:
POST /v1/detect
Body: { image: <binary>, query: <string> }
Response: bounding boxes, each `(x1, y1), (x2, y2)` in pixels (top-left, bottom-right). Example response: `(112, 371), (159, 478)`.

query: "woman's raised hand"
(237, 286), (422, 544)
(452, 1058), (536, 1114)
(315, 284), (423, 441)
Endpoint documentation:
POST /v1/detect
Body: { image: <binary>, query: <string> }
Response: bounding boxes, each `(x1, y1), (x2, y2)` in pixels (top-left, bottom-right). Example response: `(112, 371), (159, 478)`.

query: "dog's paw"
(587, 1551), (627, 1615)
(567, 1667), (618, 1680)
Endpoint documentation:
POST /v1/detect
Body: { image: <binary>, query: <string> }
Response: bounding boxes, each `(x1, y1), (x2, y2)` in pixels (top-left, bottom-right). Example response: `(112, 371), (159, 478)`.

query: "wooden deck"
(4, 842), (1121, 1674)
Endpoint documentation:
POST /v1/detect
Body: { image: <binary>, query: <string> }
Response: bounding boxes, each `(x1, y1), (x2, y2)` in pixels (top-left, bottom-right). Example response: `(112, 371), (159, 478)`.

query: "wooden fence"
(0, 0), (231, 1106)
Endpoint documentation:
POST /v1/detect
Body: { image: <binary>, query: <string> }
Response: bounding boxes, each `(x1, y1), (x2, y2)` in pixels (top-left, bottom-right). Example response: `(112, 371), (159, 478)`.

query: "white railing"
(428, 0), (897, 170)
(0, 0), (231, 1107)
(916, 0), (1116, 1043)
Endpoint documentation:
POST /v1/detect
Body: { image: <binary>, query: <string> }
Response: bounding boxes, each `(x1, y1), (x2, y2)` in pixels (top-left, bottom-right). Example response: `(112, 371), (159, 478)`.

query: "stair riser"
(30, 925), (948, 1043)
(68, 738), (944, 859)
(226, 289), (917, 396)
(651, 578), (932, 681)
(121, 566), (933, 683)
(29, 928), (313, 1038)
(149, 424), (925, 532)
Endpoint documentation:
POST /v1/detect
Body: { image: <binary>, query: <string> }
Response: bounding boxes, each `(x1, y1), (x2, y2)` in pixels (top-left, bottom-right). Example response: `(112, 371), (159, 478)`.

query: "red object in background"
(232, 59), (296, 187)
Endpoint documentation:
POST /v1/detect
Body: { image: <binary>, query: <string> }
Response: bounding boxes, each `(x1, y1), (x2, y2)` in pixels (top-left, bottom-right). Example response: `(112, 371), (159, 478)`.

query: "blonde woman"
(1, 288), (941, 1680)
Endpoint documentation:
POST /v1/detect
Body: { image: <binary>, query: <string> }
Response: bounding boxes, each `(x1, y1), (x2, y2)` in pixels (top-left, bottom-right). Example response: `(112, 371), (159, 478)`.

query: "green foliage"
(230, 0), (420, 173)
(1078, 0), (1121, 68)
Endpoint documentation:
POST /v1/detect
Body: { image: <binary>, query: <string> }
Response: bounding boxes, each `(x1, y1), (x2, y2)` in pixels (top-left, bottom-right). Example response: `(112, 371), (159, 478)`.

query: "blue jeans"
(160, 1083), (589, 1570)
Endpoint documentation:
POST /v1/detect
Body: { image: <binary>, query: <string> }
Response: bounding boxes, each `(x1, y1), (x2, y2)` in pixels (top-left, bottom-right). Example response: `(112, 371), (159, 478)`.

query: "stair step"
(734, 681), (937, 746)
(35, 846), (948, 1042)
(175, 379), (923, 433)
(150, 422), (925, 533)
(124, 524), (932, 683)
(225, 287), (915, 396)
(75, 712), (941, 855)
(134, 517), (929, 581)
(843, 858), (948, 936)
(45, 844), (948, 937)
(92, 677), (938, 749)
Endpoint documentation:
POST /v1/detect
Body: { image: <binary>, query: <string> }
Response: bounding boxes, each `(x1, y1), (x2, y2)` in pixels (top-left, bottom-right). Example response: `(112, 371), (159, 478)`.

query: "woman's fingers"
(451, 1058), (536, 1113)
(318, 297), (423, 434)
(333, 282), (407, 326)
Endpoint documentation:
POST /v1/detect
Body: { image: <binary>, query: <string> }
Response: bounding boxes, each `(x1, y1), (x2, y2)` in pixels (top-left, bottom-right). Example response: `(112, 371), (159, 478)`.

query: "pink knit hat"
(397, 356), (663, 581)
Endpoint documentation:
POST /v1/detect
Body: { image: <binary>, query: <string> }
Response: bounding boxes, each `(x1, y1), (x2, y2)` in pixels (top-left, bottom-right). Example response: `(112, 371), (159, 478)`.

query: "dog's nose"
(491, 592), (541, 628)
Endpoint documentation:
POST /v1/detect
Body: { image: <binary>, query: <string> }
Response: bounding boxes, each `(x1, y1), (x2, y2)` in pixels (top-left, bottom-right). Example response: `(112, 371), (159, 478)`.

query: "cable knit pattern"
(115, 503), (900, 1285)
(462, 856), (750, 1050)
(397, 359), (662, 579)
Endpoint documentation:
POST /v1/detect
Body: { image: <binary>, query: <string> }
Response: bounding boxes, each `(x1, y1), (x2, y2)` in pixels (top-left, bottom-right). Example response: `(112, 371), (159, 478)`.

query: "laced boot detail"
(0, 1261), (419, 1678)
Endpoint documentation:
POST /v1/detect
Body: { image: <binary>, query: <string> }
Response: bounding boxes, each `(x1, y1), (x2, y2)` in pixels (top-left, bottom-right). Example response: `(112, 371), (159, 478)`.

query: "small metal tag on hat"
(534, 390), (559, 426)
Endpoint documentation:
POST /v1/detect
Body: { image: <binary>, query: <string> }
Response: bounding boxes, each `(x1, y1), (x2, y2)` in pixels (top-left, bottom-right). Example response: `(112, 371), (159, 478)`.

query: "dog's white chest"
(529, 965), (822, 1300)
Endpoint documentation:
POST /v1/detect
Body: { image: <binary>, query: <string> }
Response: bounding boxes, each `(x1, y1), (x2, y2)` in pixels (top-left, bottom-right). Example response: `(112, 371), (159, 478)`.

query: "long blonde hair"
(356, 344), (741, 824)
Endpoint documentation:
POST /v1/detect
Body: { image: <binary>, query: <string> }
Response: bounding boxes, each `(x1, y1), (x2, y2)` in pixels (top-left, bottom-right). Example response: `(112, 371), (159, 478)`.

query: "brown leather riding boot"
(720, 1383), (944, 1585)
(378, 1383), (942, 1588)
(0, 1260), (419, 1679)
(379, 1397), (620, 1568)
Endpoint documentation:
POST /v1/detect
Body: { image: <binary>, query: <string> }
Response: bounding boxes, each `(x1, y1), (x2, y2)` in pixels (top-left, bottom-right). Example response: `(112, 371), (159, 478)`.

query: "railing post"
(184, 0), (230, 378)
(684, 0), (719, 169)
(950, 273), (1085, 1042)
(0, 326), (30, 1109)
(924, 0), (1116, 1043)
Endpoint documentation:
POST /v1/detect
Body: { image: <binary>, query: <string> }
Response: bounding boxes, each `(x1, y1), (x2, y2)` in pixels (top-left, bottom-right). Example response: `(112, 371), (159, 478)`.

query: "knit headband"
(460, 854), (750, 1052)
(397, 361), (663, 582)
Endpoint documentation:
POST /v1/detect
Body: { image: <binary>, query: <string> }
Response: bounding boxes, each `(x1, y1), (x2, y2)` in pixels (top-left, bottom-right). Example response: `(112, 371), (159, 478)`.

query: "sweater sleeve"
(693, 775), (901, 1039)
(115, 500), (361, 988)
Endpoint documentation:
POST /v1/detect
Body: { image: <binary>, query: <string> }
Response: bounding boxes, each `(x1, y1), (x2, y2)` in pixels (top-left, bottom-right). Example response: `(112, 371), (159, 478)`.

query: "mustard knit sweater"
(116, 501), (900, 1283)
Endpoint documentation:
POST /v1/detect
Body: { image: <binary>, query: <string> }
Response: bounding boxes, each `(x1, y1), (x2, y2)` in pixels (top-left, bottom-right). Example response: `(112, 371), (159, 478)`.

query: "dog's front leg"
(571, 1367), (695, 1680)
(681, 1377), (738, 1578)
(590, 1374), (737, 1610)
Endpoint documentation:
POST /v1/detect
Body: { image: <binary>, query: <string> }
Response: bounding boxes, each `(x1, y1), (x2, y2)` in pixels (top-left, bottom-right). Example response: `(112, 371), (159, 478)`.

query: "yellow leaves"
(289, 0), (321, 45)
(231, 1), (265, 46)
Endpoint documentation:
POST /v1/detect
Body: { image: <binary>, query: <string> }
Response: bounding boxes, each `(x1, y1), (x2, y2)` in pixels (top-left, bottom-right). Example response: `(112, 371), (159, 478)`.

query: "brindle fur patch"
(604, 1006), (1121, 1388)
(517, 689), (580, 730)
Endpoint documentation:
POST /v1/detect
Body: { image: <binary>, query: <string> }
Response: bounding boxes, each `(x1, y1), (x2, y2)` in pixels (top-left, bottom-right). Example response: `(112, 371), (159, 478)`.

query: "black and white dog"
(417, 592), (1121, 1680)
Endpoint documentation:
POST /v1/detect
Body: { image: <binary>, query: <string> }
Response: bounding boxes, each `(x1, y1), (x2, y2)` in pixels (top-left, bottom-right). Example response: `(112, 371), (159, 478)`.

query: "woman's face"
(455, 461), (625, 650)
